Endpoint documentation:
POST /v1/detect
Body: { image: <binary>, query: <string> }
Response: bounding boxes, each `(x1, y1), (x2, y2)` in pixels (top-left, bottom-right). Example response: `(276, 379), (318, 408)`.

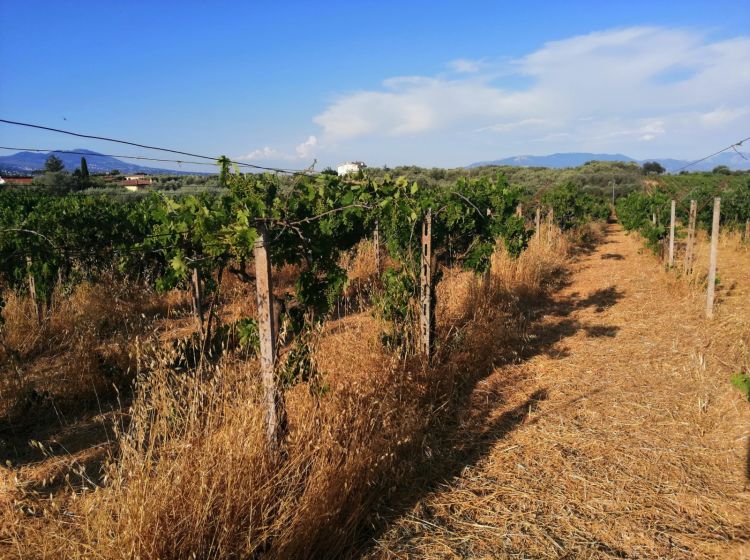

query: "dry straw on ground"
(1, 223), (748, 559)
(366, 225), (750, 559)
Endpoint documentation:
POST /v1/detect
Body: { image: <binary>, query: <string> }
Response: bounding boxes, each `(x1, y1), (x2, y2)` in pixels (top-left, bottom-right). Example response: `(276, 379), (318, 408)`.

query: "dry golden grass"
(0, 276), (178, 421)
(3, 223), (747, 559)
(0, 229), (570, 559)
(366, 224), (750, 559)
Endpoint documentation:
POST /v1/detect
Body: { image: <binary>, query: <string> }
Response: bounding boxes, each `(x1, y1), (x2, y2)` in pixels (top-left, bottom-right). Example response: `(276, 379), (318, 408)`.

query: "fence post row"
(705, 197), (720, 319)
(668, 200), (676, 267)
(420, 209), (433, 360)
(684, 200), (697, 274)
(254, 224), (283, 450)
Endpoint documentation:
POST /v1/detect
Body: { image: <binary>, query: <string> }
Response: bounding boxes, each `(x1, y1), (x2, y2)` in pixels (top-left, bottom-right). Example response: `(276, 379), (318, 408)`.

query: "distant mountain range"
(4, 148), (749, 177)
(0, 149), (201, 176)
(467, 151), (750, 172)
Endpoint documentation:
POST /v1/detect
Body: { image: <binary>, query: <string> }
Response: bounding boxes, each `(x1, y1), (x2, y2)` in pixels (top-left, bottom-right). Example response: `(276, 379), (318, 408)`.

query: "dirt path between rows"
(368, 224), (750, 559)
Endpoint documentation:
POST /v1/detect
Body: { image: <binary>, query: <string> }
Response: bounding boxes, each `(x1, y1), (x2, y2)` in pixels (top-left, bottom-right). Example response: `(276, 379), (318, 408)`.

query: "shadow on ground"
(0, 407), (123, 493)
(348, 237), (626, 557)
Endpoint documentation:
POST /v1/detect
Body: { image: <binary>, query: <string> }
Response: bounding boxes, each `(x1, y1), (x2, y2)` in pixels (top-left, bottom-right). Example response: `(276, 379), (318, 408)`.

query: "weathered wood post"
(547, 207), (554, 243)
(745, 218), (750, 242)
(190, 267), (204, 339)
(535, 207), (541, 236)
(668, 200), (676, 267)
(684, 199), (697, 274)
(420, 209), (433, 360)
(515, 203), (522, 218)
(706, 198), (721, 319)
(26, 257), (42, 326)
(652, 212), (657, 226)
(373, 220), (381, 275)
(254, 224), (283, 449)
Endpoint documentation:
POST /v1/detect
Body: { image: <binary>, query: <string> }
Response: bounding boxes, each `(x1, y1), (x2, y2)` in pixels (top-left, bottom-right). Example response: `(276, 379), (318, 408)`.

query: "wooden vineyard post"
(26, 257), (42, 325)
(684, 200), (697, 274)
(535, 207), (541, 236)
(547, 207), (554, 243)
(373, 220), (381, 275)
(420, 209), (433, 361)
(515, 203), (522, 218)
(745, 218), (750, 242)
(652, 212), (657, 226)
(190, 267), (204, 339)
(668, 200), (676, 267)
(254, 224), (283, 450)
(706, 198), (720, 319)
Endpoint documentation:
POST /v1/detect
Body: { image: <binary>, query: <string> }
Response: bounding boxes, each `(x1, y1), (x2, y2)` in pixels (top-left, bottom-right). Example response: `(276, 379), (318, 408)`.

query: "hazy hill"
(0, 149), (199, 176)
(467, 151), (750, 172)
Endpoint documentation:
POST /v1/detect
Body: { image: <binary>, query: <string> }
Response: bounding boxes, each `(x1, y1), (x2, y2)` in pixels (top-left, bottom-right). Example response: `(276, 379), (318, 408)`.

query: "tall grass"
(0, 276), (176, 421)
(3, 226), (572, 559)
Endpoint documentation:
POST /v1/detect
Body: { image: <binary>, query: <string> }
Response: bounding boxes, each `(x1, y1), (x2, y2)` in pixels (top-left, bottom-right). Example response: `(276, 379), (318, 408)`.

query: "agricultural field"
(0, 168), (748, 559)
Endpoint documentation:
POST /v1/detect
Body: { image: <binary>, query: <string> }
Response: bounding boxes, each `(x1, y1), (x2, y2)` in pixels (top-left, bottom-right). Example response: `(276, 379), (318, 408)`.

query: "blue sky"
(1, 1), (749, 171)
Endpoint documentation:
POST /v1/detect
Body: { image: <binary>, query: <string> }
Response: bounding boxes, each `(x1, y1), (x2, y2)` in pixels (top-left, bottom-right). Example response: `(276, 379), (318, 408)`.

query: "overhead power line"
(0, 118), (318, 176)
(673, 136), (750, 173)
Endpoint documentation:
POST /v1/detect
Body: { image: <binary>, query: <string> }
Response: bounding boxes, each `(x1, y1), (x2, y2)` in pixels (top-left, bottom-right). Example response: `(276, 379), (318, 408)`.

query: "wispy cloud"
(295, 135), (318, 158)
(238, 135), (319, 161)
(312, 27), (750, 159)
(237, 146), (282, 161)
(476, 118), (553, 133)
(447, 58), (485, 73)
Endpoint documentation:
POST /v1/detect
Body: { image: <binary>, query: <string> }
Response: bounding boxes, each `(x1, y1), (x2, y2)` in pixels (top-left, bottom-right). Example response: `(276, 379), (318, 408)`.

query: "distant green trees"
(615, 190), (670, 252)
(721, 178), (750, 225)
(44, 155), (65, 172)
(617, 176), (750, 253)
(367, 161), (644, 200)
(541, 182), (610, 230)
(642, 161), (665, 175)
(31, 155), (95, 193)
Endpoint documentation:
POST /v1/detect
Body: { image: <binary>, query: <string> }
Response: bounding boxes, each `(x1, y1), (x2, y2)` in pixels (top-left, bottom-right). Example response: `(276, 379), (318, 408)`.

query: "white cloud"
(530, 132), (575, 143)
(594, 120), (666, 141)
(448, 58), (484, 73)
(237, 146), (281, 160)
(476, 118), (553, 133)
(314, 78), (527, 139)
(312, 26), (750, 160)
(238, 135), (319, 162)
(295, 135), (318, 159)
(699, 107), (749, 128)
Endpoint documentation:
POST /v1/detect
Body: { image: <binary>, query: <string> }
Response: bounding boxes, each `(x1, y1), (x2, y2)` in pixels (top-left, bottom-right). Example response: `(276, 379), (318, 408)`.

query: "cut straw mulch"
(365, 224), (750, 559)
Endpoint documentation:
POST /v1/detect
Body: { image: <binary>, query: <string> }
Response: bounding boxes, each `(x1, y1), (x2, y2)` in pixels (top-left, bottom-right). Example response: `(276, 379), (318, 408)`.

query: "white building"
(336, 161), (367, 176)
(124, 173), (153, 184)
